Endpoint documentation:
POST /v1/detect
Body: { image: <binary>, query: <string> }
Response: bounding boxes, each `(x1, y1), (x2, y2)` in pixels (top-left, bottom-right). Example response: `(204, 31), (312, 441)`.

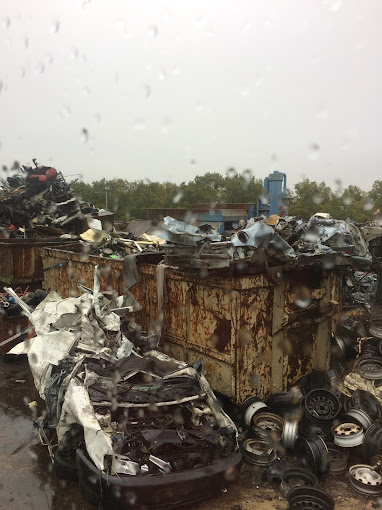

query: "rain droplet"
(343, 195), (352, 206)
(71, 47), (79, 59)
(316, 107), (328, 120)
(329, 0), (342, 12)
(258, 194), (268, 205)
(171, 66), (181, 76)
(144, 84), (151, 98)
(313, 194), (324, 205)
(51, 20), (60, 33)
(0, 81), (3, 93)
(24, 37), (29, 49)
(240, 85), (250, 97)
(242, 23), (252, 33)
(363, 199), (374, 211)
(62, 105), (71, 117)
(226, 167), (238, 179)
(195, 103), (204, 113)
(243, 169), (253, 182)
(295, 296), (311, 309)
(172, 190), (183, 204)
(83, 86), (90, 95)
(190, 159), (196, 166)
(133, 118), (146, 131)
(159, 69), (167, 81)
(148, 25), (158, 37)
(308, 143), (320, 160)
(3, 18), (11, 29)
(160, 117), (172, 134)
(80, 128), (89, 143)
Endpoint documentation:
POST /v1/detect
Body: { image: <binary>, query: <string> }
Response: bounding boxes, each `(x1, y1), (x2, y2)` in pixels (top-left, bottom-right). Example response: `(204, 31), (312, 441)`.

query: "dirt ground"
(0, 357), (380, 510)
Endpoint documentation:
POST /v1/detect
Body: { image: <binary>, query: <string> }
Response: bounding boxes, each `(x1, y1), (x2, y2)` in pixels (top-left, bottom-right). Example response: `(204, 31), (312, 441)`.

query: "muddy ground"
(0, 357), (379, 510)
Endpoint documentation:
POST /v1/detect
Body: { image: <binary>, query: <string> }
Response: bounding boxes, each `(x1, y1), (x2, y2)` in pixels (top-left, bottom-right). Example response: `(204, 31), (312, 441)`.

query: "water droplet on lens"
(161, 117), (172, 134)
(133, 118), (146, 131)
(226, 167), (237, 179)
(243, 169), (252, 182)
(308, 143), (320, 160)
(80, 128), (89, 143)
(172, 190), (183, 204)
(51, 20), (60, 33)
(343, 195), (352, 206)
(148, 25), (158, 37)
(363, 199), (374, 211)
(313, 194), (324, 205)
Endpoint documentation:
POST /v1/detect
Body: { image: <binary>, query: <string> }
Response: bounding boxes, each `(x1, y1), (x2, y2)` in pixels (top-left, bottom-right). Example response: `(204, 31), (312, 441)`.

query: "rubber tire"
(53, 447), (78, 481)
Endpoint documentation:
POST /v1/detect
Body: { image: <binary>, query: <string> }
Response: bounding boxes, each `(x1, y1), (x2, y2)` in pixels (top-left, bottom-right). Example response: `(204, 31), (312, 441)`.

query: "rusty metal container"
(41, 245), (341, 404)
(0, 238), (79, 285)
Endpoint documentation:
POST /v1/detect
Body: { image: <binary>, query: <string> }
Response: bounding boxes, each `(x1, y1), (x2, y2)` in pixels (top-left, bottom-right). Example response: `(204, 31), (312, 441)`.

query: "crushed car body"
(12, 273), (241, 509)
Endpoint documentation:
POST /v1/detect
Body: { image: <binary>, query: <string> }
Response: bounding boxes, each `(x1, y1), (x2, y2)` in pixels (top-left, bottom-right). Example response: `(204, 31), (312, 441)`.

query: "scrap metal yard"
(2, 166), (382, 510)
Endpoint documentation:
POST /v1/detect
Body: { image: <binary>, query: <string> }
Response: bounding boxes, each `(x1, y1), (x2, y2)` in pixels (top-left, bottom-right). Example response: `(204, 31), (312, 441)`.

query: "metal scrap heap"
(155, 214), (372, 273)
(0, 161), (99, 238)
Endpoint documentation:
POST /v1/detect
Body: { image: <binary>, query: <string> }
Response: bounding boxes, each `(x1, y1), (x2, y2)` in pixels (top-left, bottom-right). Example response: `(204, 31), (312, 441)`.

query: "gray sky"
(0, 0), (381, 192)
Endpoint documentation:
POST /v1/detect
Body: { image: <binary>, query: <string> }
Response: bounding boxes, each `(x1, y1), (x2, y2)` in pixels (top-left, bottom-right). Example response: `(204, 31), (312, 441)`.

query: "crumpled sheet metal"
(58, 377), (113, 470)
(28, 330), (76, 397)
(156, 216), (221, 246)
(338, 372), (382, 405)
(231, 222), (297, 259)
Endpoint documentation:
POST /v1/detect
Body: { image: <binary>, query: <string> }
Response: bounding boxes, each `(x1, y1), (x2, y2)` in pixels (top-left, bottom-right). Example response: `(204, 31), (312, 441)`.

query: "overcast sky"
(0, 0), (381, 193)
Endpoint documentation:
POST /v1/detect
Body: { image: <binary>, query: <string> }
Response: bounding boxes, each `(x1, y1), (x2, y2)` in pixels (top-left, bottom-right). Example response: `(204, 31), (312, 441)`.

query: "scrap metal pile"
(238, 313), (382, 509)
(0, 160), (100, 238)
(7, 274), (241, 508)
(155, 215), (372, 273)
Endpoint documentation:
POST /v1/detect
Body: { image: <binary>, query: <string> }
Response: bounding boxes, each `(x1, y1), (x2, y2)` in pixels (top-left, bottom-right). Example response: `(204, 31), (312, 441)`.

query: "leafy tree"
(289, 179), (333, 219)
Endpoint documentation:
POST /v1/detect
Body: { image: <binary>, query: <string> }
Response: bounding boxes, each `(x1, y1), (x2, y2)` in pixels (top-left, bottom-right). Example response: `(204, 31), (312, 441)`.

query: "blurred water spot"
(243, 169), (253, 182)
(80, 128), (89, 143)
(3, 18), (11, 29)
(242, 23), (252, 33)
(148, 25), (158, 37)
(343, 195), (353, 206)
(294, 285), (312, 309)
(316, 107), (328, 119)
(364, 199), (374, 211)
(226, 167), (238, 179)
(51, 20), (60, 33)
(161, 117), (173, 134)
(312, 194), (324, 205)
(62, 105), (71, 117)
(0, 81), (3, 93)
(71, 47), (79, 59)
(172, 190), (183, 204)
(190, 159), (196, 165)
(240, 85), (250, 97)
(258, 194), (269, 205)
(308, 143), (320, 160)
(159, 69), (167, 81)
(144, 84), (151, 98)
(133, 118), (146, 131)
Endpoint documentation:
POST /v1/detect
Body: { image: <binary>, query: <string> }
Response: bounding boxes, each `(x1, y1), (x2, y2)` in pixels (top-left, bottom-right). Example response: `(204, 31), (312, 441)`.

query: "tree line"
(70, 171), (382, 223)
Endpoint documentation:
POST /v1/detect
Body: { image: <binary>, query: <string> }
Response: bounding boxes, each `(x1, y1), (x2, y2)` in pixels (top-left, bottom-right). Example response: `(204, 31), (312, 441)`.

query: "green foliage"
(70, 170), (263, 220)
(289, 179), (375, 222)
(70, 173), (380, 223)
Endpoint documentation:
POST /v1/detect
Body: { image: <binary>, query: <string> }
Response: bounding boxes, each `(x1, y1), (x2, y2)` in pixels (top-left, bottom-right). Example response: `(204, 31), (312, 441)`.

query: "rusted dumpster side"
(132, 265), (341, 403)
(40, 246), (341, 404)
(0, 238), (79, 285)
(42, 246), (124, 296)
